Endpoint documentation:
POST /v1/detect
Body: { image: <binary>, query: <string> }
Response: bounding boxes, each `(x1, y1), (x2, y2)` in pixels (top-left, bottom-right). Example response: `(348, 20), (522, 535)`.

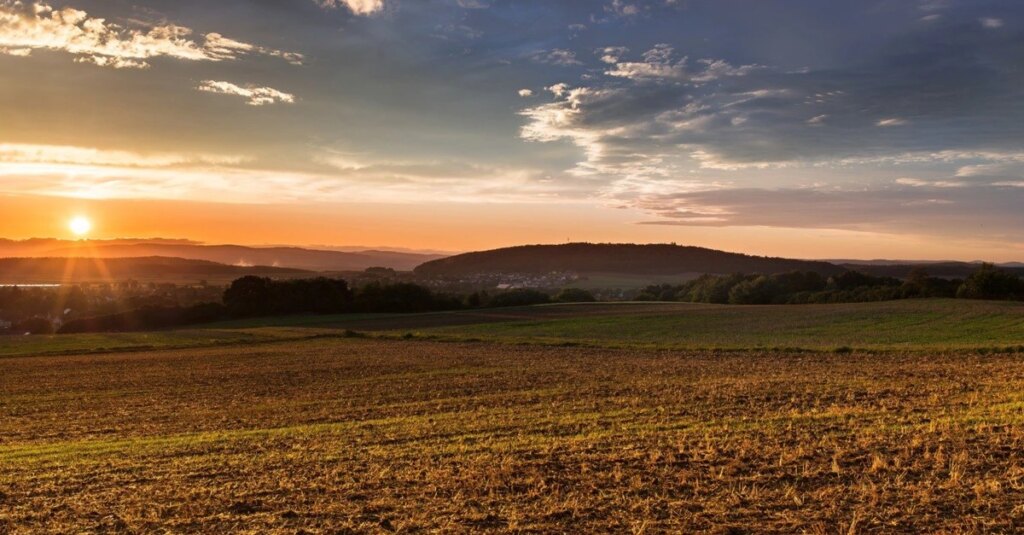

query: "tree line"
(635, 264), (1022, 304)
(10, 263), (1022, 335)
(56, 278), (593, 334)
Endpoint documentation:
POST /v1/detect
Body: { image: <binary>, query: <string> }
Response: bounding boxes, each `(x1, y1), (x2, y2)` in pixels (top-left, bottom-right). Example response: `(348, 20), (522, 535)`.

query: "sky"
(0, 0), (1022, 260)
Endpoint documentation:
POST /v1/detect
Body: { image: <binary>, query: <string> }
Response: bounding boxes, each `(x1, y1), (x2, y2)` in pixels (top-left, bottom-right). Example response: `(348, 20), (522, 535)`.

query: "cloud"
(0, 2), (303, 68)
(597, 46), (628, 64)
(0, 150), (568, 205)
(518, 11), (1024, 187)
(0, 143), (246, 167)
(980, 17), (1004, 28)
(877, 118), (908, 127)
(607, 0), (640, 17)
(895, 177), (965, 188)
(604, 44), (756, 83)
(533, 48), (581, 66)
(315, 0), (385, 15)
(632, 184), (1024, 243)
(517, 89), (534, 97)
(196, 81), (296, 106)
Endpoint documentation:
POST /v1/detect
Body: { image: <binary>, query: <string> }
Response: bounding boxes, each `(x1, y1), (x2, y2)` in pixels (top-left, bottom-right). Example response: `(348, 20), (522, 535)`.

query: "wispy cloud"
(315, 0), (385, 15)
(532, 48), (581, 66)
(877, 118), (908, 127)
(197, 81), (296, 106)
(0, 143), (569, 205)
(980, 17), (1004, 28)
(0, 143), (246, 167)
(604, 44), (755, 83)
(0, 2), (302, 68)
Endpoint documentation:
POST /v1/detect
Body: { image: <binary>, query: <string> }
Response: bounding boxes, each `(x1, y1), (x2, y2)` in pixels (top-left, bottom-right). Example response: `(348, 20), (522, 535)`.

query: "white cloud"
(605, 45), (755, 83)
(196, 81), (296, 106)
(0, 2), (303, 68)
(607, 0), (640, 17)
(315, 0), (385, 15)
(895, 177), (965, 188)
(605, 44), (685, 80)
(597, 46), (628, 64)
(517, 89), (534, 97)
(692, 59), (758, 82)
(877, 118), (908, 127)
(547, 83), (570, 96)
(807, 114), (828, 126)
(980, 17), (1004, 29)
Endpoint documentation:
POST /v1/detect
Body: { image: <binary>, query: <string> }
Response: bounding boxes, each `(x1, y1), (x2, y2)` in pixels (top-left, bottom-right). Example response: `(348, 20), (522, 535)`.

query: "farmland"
(3, 299), (1020, 361)
(2, 300), (1024, 532)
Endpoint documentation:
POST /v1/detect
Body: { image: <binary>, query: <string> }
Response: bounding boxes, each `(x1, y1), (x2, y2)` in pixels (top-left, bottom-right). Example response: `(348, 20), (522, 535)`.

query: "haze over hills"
(0, 239), (444, 272)
(414, 243), (849, 277)
(0, 257), (307, 284)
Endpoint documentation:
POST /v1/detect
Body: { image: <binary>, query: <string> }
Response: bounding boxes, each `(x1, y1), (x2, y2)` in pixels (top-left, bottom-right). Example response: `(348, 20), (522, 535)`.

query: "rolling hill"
(0, 239), (443, 271)
(413, 243), (848, 277)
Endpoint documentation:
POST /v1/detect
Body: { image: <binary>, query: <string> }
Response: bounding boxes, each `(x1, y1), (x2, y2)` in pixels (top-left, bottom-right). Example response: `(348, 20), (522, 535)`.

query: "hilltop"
(414, 243), (848, 277)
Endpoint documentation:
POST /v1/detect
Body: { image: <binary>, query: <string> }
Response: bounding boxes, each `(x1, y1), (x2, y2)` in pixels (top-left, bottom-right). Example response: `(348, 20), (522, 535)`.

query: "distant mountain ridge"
(839, 262), (1024, 279)
(0, 257), (307, 284)
(0, 239), (444, 272)
(414, 243), (849, 277)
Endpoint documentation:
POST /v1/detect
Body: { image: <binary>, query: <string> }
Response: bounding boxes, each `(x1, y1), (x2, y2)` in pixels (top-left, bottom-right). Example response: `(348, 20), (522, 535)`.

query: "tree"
(223, 276), (274, 317)
(488, 289), (550, 308)
(554, 288), (596, 303)
(957, 264), (1023, 300)
(728, 276), (779, 305)
(355, 282), (437, 313)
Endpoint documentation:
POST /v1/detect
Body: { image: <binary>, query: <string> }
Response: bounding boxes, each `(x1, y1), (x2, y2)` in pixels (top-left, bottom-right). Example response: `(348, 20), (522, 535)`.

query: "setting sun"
(69, 216), (92, 237)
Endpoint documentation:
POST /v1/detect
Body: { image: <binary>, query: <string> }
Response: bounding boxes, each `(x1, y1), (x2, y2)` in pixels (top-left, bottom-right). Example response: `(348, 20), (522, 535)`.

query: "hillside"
(0, 239), (443, 271)
(414, 243), (848, 277)
(0, 257), (308, 284)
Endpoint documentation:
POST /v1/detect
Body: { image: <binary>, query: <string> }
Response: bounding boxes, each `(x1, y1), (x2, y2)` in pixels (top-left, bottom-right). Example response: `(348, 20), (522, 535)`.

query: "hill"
(0, 257), (308, 284)
(0, 239), (443, 271)
(414, 243), (848, 277)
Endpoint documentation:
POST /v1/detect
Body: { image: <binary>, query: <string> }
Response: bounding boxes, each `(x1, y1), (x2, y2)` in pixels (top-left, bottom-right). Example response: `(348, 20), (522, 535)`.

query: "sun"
(69, 216), (92, 237)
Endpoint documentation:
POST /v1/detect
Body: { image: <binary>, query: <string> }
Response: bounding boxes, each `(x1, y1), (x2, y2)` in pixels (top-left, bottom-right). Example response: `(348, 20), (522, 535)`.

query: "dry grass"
(3, 338), (1024, 533)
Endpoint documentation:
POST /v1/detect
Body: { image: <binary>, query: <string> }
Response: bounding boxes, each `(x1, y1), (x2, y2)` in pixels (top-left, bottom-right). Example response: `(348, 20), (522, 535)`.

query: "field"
(3, 300), (1024, 532)
(3, 299), (1019, 361)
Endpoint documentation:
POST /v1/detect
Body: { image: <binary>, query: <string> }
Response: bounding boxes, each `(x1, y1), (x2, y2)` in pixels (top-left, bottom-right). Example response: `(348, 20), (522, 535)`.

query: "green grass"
(416, 299), (1024, 351)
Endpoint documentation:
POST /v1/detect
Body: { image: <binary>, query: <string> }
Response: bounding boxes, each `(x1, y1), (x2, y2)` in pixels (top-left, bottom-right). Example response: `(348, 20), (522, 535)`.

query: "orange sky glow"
(2, 193), (1020, 262)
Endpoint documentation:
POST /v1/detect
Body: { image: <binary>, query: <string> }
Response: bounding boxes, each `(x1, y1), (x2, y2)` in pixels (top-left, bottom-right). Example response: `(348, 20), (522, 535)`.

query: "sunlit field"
(3, 301), (1024, 532)
(5, 299), (1021, 359)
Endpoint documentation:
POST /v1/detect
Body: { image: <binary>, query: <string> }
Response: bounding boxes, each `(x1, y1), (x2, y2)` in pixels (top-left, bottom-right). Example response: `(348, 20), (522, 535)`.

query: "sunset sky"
(1, 0), (1022, 260)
